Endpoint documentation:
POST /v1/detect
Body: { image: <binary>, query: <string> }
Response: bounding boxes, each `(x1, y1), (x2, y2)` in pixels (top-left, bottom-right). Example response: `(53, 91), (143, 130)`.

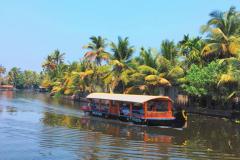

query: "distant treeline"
(0, 66), (41, 89)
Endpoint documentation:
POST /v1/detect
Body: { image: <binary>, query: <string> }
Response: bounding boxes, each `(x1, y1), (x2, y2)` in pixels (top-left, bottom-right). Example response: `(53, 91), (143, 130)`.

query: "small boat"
(85, 93), (187, 127)
(0, 85), (14, 91)
(39, 86), (48, 92)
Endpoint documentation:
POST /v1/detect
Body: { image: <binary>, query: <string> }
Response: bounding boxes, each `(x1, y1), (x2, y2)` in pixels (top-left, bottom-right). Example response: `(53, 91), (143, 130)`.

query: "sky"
(0, 0), (239, 72)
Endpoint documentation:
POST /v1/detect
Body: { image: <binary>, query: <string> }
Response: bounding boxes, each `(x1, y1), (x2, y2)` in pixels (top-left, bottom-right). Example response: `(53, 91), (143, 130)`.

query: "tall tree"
(104, 37), (135, 93)
(52, 50), (65, 65)
(178, 35), (205, 67)
(8, 67), (23, 88)
(125, 48), (172, 95)
(201, 6), (240, 59)
(160, 40), (178, 64)
(0, 65), (6, 84)
(42, 50), (66, 80)
(83, 36), (109, 65)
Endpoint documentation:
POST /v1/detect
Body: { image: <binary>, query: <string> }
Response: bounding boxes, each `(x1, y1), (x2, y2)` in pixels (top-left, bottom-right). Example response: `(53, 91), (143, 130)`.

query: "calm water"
(0, 91), (240, 160)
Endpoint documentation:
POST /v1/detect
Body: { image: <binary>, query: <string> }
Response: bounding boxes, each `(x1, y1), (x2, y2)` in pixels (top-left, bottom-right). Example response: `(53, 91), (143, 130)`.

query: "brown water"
(0, 91), (240, 160)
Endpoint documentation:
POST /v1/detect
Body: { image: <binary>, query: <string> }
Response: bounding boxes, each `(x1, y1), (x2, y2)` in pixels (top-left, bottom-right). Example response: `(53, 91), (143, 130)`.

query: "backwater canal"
(0, 91), (240, 160)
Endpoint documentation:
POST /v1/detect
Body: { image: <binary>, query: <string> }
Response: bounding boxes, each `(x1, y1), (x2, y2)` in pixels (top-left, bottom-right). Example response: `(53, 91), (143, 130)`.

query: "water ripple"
(0, 91), (240, 159)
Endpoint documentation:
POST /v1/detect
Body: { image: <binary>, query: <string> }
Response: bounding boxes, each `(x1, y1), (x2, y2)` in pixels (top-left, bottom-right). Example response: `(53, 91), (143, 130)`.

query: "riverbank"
(186, 107), (240, 123)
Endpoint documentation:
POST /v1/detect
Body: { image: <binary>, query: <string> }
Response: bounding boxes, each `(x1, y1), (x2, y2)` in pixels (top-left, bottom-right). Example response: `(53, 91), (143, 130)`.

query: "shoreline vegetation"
(1, 7), (240, 121)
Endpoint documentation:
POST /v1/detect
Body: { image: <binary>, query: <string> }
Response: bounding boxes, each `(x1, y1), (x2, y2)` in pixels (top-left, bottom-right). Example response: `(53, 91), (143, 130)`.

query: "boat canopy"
(87, 93), (173, 103)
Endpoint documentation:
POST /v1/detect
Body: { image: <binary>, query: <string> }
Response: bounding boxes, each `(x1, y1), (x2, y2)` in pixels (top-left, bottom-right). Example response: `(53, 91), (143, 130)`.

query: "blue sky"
(0, 0), (239, 71)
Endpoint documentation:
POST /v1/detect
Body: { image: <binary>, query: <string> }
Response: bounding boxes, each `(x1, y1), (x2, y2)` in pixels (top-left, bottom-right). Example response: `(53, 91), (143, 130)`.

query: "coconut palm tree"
(42, 50), (65, 70)
(201, 6), (240, 59)
(125, 48), (172, 95)
(178, 35), (205, 67)
(110, 37), (134, 62)
(159, 40), (185, 83)
(160, 40), (178, 64)
(104, 37), (135, 93)
(42, 55), (57, 73)
(125, 73), (171, 95)
(135, 47), (158, 68)
(83, 36), (109, 65)
(42, 50), (66, 80)
(203, 6), (240, 37)
(217, 57), (240, 100)
(52, 50), (65, 65)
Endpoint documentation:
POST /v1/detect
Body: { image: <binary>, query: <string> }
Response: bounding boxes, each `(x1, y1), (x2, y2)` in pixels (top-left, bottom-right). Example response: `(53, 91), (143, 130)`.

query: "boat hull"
(91, 110), (109, 118)
(85, 108), (187, 127)
(119, 115), (131, 122)
(131, 117), (173, 126)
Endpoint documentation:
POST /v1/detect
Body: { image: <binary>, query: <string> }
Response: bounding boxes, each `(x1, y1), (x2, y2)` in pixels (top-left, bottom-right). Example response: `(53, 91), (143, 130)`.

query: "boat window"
(119, 103), (130, 116)
(132, 103), (144, 115)
(91, 99), (99, 109)
(101, 100), (109, 112)
(148, 100), (169, 112)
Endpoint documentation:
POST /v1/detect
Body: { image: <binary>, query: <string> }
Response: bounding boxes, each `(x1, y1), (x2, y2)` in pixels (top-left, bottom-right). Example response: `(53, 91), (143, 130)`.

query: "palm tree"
(125, 73), (171, 95)
(217, 57), (240, 100)
(42, 55), (56, 71)
(110, 37), (134, 62)
(83, 36), (109, 65)
(42, 50), (66, 81)
(52, 50), (65, 65)
(203, 6), (240, 37)
(104, 37), (135, 93)
(159, 42), (184, 85)
(42, 50), (65, 70)
(178, 35), (205, 67)
(201, 6), (240, 59)
(135, 47), (158, 68)
(55, 60), (108, 96)
(125, 48), (171, 95)
(160, 40), (178, 64)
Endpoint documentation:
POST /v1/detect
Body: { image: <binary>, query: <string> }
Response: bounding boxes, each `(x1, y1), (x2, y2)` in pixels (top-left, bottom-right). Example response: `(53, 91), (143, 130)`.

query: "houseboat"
(85, 93), (187, 127)
(0, 85), (14, 91)
(39, 86), (48, 92)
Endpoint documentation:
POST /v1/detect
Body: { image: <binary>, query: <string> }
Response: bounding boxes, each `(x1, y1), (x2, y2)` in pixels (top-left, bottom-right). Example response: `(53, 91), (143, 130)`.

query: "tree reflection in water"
(42, 111), (240, 157)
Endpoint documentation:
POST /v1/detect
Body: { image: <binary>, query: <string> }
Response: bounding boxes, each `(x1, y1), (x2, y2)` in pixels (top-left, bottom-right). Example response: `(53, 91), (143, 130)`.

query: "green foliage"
(7, 67), (41, 89)
(161, 40), (178, 63)
(83, 36), (109, 65)
(201, 6), (240, 59)
(0, 65), (6, 85)
(36, 6), (240, 109)
(181, 61), (223, 97)
(178, 35), (205, 67)
(110, 37), (134, 62)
